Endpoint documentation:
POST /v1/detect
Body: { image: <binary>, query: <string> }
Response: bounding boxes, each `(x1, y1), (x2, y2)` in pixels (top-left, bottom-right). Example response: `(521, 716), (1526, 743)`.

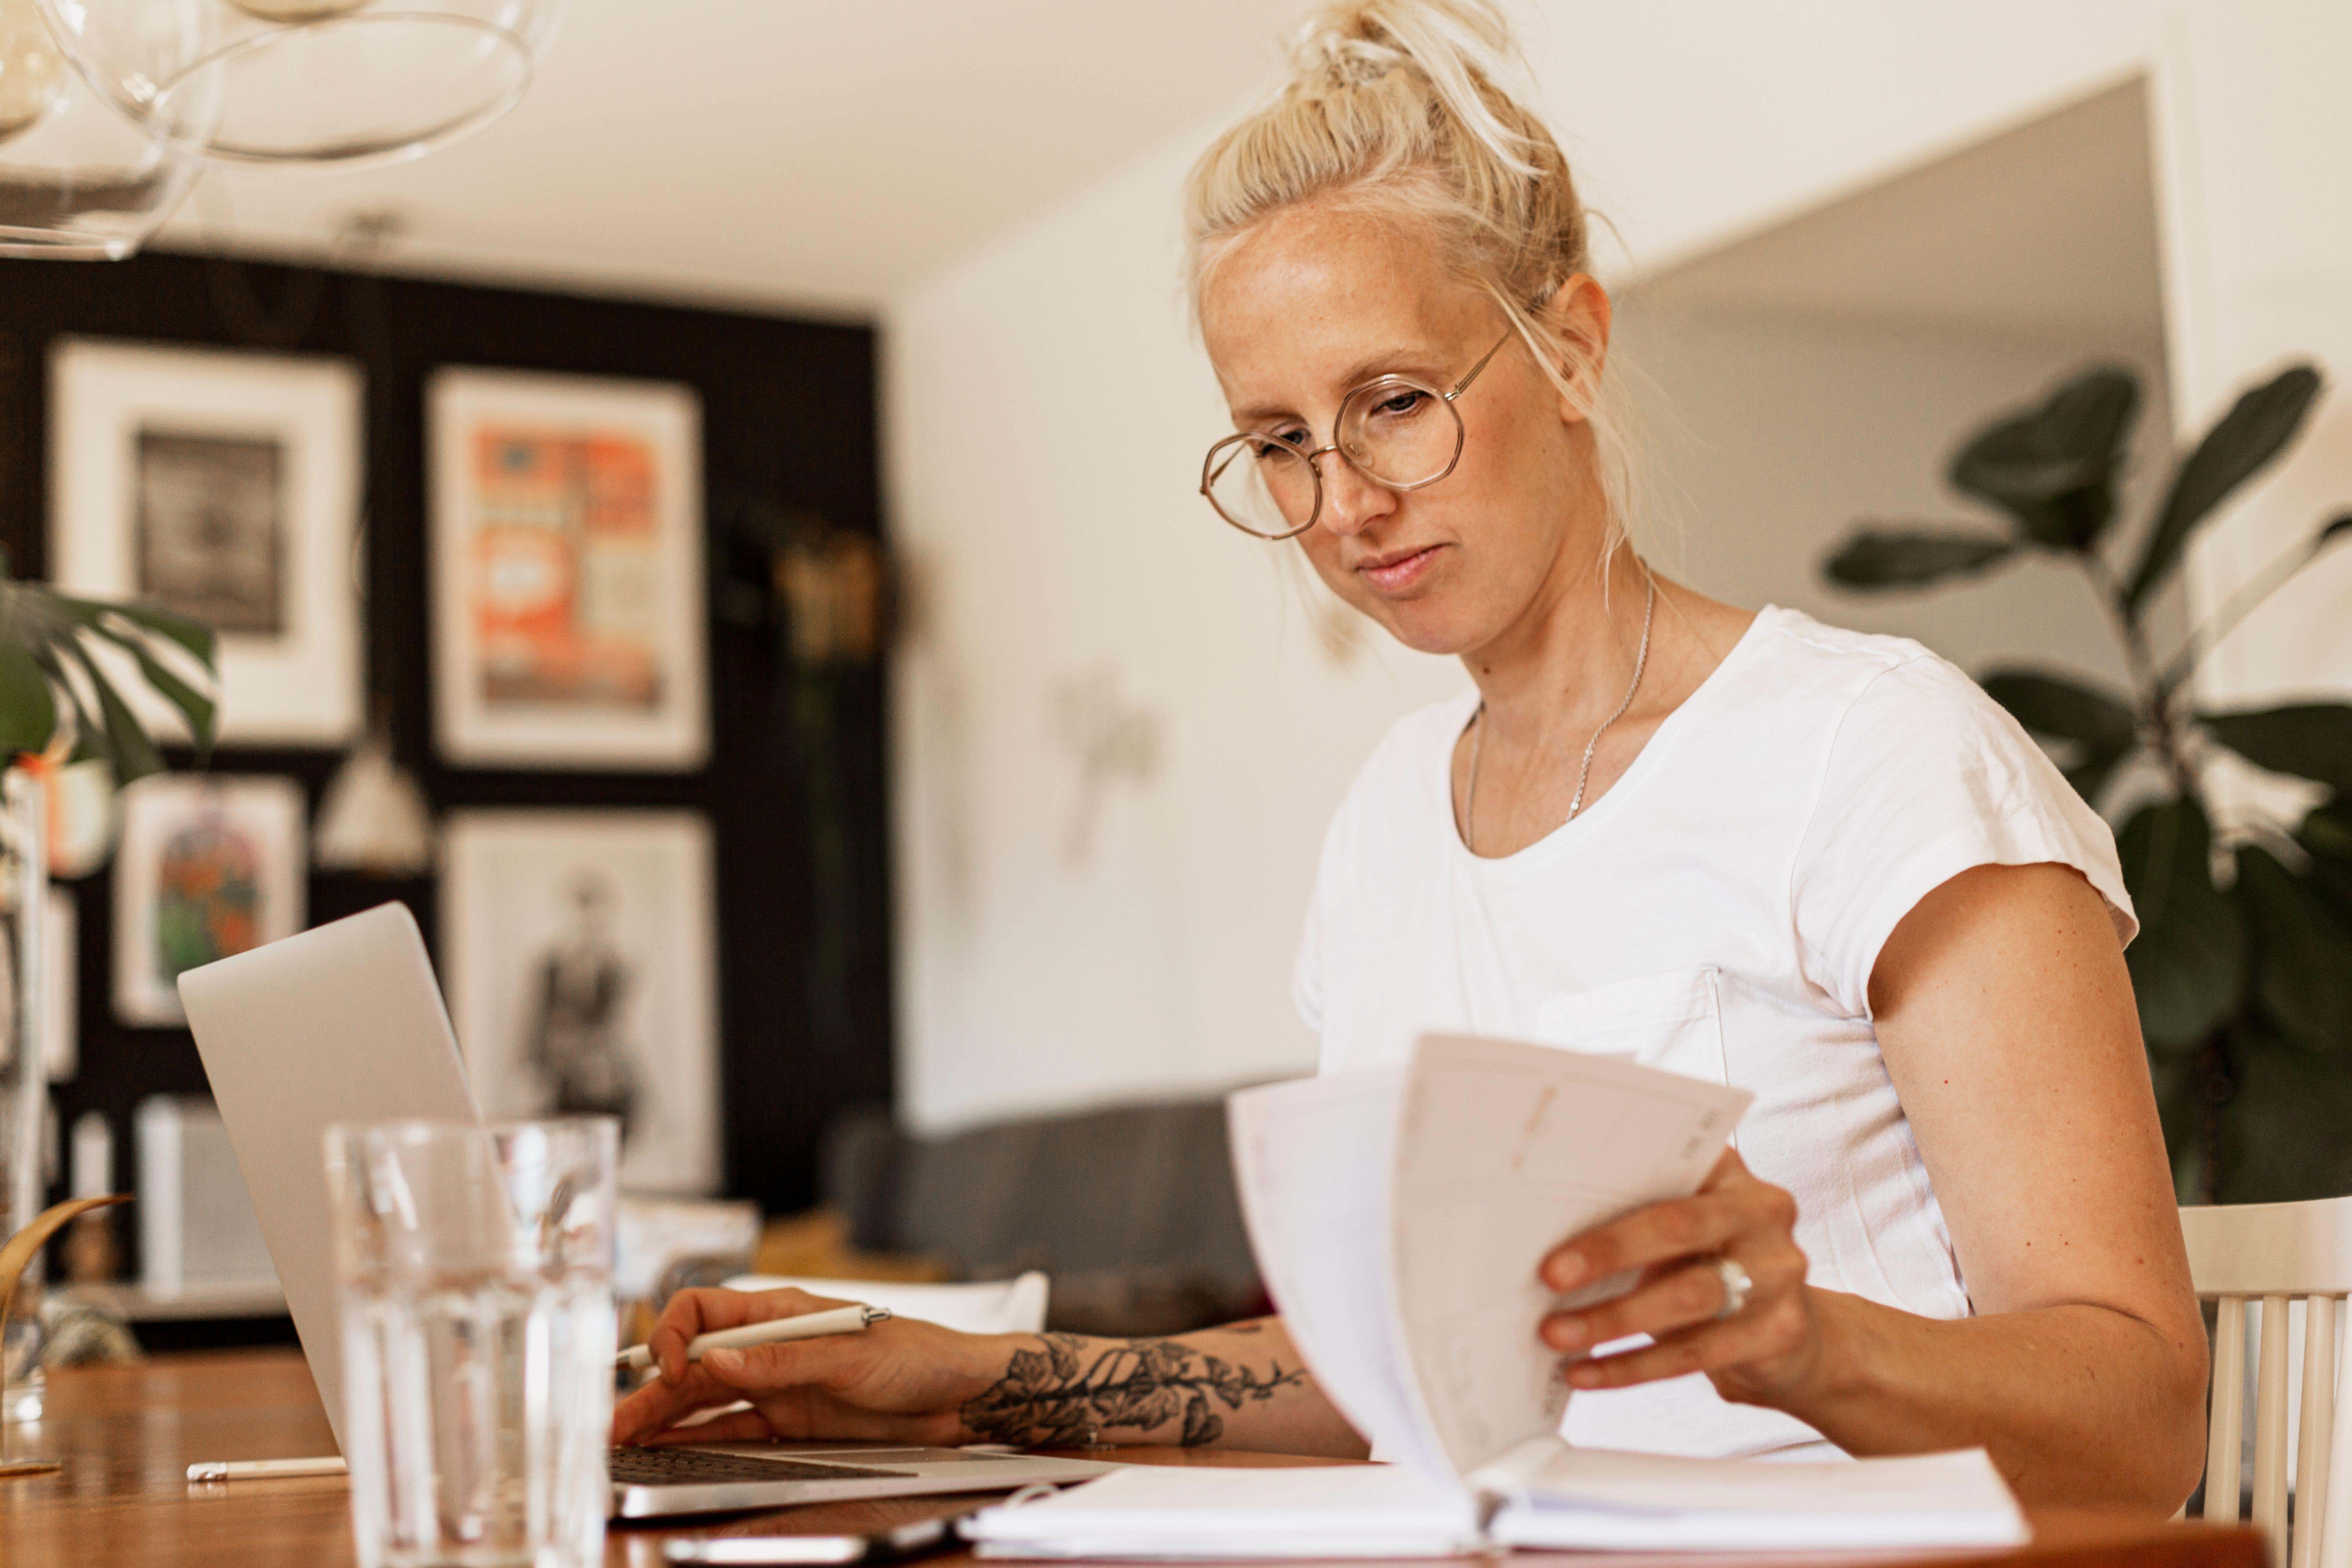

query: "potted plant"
(0, 554), (215, 1418)
(1822, 362), (2352, 1203)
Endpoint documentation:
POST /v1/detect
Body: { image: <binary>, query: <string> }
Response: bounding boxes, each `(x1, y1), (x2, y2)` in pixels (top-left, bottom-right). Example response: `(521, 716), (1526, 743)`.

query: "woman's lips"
(1357, 544), (1444, 594)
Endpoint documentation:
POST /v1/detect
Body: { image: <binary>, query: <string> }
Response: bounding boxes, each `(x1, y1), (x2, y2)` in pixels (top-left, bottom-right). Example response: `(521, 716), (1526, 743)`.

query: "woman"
(615, 0), (2207, 1508)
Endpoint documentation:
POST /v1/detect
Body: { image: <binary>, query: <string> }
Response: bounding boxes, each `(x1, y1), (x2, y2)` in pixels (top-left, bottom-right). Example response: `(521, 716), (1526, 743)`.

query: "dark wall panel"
(0, 249), (893, 1237)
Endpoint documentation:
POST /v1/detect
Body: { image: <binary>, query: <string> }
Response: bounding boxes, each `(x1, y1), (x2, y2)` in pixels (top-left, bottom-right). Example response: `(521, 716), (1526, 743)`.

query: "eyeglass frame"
(1198, 326), (1517, 541)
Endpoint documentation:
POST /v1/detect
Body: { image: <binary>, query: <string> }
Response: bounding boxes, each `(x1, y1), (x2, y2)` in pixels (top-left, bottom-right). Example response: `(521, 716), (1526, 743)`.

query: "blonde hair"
(1184, 0), (1639, 557)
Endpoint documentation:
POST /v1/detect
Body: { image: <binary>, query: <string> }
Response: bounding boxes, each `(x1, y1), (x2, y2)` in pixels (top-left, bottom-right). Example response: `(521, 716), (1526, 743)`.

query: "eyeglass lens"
(1201, 380), (1463, 539)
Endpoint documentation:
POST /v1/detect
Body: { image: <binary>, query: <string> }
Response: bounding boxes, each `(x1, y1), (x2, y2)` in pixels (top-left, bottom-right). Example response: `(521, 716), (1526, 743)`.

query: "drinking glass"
(325, 1117), (618, 1568)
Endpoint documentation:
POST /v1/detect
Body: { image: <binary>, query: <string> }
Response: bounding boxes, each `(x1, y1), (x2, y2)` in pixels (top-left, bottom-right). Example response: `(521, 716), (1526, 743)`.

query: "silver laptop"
(180, 903), (1115, 1519)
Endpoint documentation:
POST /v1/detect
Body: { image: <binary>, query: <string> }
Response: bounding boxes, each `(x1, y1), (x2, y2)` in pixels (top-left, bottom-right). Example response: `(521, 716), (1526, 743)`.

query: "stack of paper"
(964, 1036), (2029, 1558)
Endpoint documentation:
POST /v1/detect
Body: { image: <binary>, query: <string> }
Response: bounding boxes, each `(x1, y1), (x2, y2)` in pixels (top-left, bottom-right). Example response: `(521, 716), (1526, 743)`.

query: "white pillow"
(721, 1270), (1050, 1336)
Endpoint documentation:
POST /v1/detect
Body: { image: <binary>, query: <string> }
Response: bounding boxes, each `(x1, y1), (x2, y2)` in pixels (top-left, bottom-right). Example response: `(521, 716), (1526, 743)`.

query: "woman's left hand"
(1536, 1148), (1823, 1406)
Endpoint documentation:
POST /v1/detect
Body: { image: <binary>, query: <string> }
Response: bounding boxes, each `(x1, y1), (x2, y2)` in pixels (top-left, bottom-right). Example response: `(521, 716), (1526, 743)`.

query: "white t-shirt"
(1294, 606), (2134, 1460)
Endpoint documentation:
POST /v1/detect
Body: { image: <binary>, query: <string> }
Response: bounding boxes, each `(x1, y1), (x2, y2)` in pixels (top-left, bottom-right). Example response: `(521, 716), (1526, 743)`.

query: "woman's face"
(1199, 201), (1610, 659)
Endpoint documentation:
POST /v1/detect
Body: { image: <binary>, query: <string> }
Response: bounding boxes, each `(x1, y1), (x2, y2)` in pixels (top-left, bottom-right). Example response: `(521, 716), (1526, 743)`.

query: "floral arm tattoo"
(960, 1322), (1310, 1448)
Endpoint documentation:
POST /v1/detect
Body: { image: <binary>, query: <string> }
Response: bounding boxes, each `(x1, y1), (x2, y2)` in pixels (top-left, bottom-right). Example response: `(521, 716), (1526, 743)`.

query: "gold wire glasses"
(1199, 328), (1515, 540)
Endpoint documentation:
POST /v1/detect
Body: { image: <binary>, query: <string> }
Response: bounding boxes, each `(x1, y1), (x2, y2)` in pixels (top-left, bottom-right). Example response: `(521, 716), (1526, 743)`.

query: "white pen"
(617, 1303), (891, 1377)
(188, 1456), (348, 1482)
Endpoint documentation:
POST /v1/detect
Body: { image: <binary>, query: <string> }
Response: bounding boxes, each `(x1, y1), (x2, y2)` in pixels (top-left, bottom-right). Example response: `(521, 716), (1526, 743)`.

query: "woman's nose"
(1314, 450), (1395, 537)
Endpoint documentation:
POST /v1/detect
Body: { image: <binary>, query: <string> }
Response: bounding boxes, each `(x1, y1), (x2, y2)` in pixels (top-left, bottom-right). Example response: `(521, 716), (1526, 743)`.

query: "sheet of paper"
(1389, 1035), (1751, 1474)
(1226, 1071), (1453, 1481)
(1475, 1442), (2029, 1551)
(963, 1462), (1479, 1561)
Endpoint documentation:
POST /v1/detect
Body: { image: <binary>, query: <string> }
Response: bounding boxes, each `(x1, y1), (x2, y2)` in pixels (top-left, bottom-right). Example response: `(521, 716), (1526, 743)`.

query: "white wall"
(882, 0), (2345, 1134)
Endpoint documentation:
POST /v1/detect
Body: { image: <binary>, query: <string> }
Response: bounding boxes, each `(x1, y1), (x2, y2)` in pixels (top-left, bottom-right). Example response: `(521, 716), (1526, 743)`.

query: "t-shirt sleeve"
(1791, 654), (2137, 1020)
(1291, 881), (1324, 1034)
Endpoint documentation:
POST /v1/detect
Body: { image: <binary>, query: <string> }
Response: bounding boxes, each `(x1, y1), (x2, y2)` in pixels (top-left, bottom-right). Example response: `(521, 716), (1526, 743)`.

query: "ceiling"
(156, 0), (1301, 319)
(1627, 75), (2166, 345)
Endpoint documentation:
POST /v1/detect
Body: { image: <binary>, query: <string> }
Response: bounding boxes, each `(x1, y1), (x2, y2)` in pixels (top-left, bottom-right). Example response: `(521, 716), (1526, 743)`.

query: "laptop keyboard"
(609, 1447), (912, 1486)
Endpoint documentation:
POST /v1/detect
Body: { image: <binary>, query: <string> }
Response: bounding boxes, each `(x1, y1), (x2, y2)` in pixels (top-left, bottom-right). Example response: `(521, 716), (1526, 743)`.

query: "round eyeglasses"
(1199, 328), (1515, 540)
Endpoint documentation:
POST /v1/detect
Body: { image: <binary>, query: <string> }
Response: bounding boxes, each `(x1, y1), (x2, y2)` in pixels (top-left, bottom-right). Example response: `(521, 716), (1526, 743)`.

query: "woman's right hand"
(609, 1286), (1012, 1448)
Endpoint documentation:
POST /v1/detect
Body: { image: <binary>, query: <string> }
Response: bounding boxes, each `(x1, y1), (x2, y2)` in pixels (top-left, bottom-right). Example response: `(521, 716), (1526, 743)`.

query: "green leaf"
(2126, 364), (2324, 611)
(1824, 528), (2016, 590)
(62, 643), (162, 783)
(2212, 1024), (2352, 1202)
(2201, 703), (2352, 798)
(2119, 798), (2246, 1053)
(0, 642), (56, 757)
(1949, 365), (2141, 550)
(2148, 1050), (2214, 1204)
(84, 621), (216, 758)
(2236, 845), (2352, 1053)
(1982, 668), (2138, 749)
(57, 595), (217, 670)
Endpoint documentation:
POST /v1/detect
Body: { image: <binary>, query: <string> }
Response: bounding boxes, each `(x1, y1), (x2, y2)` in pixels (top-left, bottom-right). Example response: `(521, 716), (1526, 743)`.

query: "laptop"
(179, 903), (1116, 1519)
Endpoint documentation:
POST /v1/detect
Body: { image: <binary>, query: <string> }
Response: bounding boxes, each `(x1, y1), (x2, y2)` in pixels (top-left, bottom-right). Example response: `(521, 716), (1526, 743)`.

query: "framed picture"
(112, 775), (307, 1026)
(443, 809), (718, 1194)
(50, 339), (364, 746)
(428, 369), (708, 770)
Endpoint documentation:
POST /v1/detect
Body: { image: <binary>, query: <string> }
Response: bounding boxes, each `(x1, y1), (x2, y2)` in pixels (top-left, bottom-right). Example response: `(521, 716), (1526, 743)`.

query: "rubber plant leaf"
(2236, 845), (2352, 1055)
(1948, 365), (2140, 551)
(2118, 797), (2245, 1053)
(2202, 703), (2352, 799)
(1823, 528), (2015, 590)
(2126, 364), (2324, 611)
(2212, 1024), (2352, 1203)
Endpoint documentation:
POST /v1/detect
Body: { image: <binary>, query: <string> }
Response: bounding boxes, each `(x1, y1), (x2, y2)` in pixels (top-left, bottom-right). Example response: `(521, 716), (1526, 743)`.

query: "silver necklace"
(1462, 574), (1656, 853)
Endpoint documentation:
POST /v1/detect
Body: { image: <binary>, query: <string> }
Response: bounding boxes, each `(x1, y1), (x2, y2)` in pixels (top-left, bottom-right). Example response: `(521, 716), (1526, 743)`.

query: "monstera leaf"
(1823, 528), (2016, 590)
(2118, 798), (2245, 1054)
(0, 566), (216, 780)
(1949, 366), (2141, 551)
(2126, 364), (2324, 612)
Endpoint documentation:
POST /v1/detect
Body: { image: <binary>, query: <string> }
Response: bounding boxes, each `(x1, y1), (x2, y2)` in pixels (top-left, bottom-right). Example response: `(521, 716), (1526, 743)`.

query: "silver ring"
(1712, 1256), (1752, 1320)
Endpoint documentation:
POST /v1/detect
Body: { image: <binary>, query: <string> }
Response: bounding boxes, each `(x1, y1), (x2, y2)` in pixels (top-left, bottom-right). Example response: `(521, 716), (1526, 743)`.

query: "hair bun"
(1285, 0), (1537, 174)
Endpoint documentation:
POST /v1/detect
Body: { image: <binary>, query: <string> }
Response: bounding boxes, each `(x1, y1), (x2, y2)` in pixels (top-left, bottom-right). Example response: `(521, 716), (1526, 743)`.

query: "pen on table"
(187, 1456), (348, 1482)
(617, 1304), (891, 1376)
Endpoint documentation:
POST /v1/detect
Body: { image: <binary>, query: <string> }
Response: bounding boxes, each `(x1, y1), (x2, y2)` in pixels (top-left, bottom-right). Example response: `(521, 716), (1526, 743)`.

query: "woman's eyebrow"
(1227, 347), (1452, 425)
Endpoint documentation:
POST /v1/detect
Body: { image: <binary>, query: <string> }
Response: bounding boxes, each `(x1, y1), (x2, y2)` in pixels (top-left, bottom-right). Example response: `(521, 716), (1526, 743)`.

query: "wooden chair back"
(2180, 1198), (2352, 1568)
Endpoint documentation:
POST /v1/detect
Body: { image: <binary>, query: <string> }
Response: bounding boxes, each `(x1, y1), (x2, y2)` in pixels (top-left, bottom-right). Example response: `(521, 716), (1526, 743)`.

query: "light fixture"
(0, 0), (208, 258)
(34, 0), (563, 168)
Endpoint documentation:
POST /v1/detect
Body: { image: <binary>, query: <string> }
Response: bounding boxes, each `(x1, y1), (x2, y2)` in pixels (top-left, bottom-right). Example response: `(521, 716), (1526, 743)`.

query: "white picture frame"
(112, 775), (307, 1026)
(428, 369), (708, 770)
(443, 809), (718, 1194)
(50, 339), (364, 747)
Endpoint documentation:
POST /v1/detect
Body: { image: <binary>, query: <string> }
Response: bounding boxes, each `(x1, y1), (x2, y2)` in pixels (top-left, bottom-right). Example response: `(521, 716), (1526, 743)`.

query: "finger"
(699, 1333), (881, 1394)
(612, 1360), (758, 1444)
(1563, 1299), (1806, 1392)
(636, 1409), (778, 1447)
(1541, 1191), (1746, 1293)
(647, 1286), (853, 1385)
(1542, 1258), (1732, 1353)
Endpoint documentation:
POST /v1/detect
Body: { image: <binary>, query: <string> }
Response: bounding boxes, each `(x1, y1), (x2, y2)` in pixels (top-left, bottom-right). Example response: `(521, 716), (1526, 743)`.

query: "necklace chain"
(1462, 574), (1656, 855)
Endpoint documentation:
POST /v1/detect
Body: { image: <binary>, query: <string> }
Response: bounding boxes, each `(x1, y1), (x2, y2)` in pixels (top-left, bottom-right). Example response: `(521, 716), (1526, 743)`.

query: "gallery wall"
(0, 249), (893, 1265)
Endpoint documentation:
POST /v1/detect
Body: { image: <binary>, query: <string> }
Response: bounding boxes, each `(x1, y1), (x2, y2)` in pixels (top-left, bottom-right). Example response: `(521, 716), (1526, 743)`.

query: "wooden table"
(1, 1350), (2265, 1568)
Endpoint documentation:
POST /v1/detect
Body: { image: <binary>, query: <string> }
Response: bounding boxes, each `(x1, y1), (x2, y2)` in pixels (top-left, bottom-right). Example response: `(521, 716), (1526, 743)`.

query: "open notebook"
(966, 1035), (2027, 1557)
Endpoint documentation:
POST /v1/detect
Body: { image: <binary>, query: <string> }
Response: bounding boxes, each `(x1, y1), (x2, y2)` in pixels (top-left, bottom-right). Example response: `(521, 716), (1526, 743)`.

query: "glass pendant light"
(34, 0), (562, 167)
(0, 0), (207, 258)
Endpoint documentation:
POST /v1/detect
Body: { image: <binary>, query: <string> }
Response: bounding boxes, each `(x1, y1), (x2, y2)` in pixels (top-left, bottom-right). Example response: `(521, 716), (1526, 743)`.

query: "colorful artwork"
(113, 776), (305, 1026)
(469, 428), (664, 711)
(431, 371), (706, 770)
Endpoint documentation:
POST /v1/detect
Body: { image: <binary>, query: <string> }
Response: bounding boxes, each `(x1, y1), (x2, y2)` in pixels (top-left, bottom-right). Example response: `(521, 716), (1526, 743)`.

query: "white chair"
(2180, 1198), (2352, 1568)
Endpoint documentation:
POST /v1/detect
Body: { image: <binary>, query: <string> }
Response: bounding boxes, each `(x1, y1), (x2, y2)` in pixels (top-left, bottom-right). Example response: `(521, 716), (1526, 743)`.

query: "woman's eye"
(1269, 427), (1310, 450)
(1373, 389), (1427, 418)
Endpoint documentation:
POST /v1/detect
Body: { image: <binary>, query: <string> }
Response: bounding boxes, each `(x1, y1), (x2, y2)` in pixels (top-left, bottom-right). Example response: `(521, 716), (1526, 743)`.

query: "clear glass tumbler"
(325, 1117), (618, 1568)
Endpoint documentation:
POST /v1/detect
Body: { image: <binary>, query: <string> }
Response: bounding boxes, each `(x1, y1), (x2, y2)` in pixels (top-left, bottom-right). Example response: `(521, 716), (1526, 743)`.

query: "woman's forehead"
(1202, 204), (1490, 405)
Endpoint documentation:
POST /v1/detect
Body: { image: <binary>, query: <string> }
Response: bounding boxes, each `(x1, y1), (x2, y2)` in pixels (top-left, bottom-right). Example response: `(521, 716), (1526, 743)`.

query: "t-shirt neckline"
(1442, 605), (1779, 872)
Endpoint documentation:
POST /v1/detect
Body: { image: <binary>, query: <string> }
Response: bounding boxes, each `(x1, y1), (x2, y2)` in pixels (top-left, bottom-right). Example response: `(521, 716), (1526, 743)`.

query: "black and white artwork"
(51, 339), (363, 746)
(134, 430), (287, 634)
(443, 810), (717, 1194)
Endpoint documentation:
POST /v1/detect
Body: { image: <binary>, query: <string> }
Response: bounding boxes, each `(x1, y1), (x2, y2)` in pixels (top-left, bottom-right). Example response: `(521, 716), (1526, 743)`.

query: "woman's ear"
(1536, 273), (1612, 425)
